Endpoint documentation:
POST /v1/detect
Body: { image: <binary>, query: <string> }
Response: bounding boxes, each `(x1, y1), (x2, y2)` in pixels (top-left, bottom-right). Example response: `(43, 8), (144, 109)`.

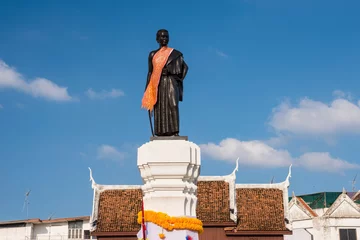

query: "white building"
(285, 189), (360, 240)
(0, 216), (94, 240)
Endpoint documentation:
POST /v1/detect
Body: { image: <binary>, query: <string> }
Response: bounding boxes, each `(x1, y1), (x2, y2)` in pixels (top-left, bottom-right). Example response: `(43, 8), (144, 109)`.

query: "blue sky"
(1, 0), (360, 221)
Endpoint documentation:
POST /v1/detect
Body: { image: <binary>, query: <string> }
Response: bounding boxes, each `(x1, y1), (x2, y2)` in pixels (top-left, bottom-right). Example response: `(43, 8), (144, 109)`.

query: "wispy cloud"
(86, 88), (125, 100)
(79, 152), (87, 158)
(332, 90), (353, 100)
(97, 144), (125, 161)
(200, 138), (359, 173)
(0, 104), (3, 109)
(0, 60), (72, 102)
(215, 49), (229, 58)
(269, 95), (360, 136)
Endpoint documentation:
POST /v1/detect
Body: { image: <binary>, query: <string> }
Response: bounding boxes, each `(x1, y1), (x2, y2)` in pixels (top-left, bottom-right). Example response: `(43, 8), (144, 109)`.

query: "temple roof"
(89, 164), (291, 234)
(196, 180), (233, 223)
(96, 189), (142, 232)
(236, 188), (287, 231)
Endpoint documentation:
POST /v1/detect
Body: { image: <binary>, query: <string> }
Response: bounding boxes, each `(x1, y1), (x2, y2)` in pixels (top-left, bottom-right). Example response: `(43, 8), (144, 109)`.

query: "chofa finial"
(286, 164), (292, 182)
(231, 157), (239, 176)
(88, 167), (96, 188)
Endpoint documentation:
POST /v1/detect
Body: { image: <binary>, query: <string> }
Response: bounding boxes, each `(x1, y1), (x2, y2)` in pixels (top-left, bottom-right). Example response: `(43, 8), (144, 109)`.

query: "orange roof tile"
(95, 189), (142, 232)
(196, 181), (232, 223)
(236, 188), (287, 231)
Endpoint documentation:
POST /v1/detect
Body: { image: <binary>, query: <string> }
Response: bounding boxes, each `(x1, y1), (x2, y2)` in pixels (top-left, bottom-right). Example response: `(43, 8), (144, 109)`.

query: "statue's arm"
(180, 56), (188, 81)
(145, 51), (155, 91)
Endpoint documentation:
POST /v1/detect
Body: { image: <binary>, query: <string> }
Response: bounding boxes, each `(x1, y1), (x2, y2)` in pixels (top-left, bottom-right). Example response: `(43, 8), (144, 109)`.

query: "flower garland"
(137, 210), (203, 234)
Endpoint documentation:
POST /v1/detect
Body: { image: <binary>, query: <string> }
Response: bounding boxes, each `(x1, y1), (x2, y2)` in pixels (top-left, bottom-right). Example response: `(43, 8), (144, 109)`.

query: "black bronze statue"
(141, 29), (188, 136)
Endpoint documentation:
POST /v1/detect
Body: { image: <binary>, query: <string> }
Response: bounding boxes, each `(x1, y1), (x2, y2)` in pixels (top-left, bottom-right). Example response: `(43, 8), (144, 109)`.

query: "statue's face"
(157, 31), (169, 46)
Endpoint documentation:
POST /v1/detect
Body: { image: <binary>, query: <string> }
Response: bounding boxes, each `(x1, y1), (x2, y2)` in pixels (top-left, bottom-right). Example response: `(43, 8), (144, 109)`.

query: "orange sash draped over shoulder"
(141, 47), (173, 111)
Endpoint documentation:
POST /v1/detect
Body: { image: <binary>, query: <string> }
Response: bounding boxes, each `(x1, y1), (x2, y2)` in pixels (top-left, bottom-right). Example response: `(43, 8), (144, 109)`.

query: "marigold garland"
(137, 210), (203, 234)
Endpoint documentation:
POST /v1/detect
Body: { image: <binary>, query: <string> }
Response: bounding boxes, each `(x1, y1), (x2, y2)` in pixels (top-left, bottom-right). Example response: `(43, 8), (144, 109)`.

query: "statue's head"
(156, 29), (169, 47)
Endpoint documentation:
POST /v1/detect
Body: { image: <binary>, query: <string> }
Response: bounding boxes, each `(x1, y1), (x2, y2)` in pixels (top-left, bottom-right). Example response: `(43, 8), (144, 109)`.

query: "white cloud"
(296, 152), (360, 173)
(200, 138), (292, 167)
(0, 60), (72, 101)
(269, 97), (360, 136)
(97, 144), (125, 161)
(201, 138), (359, 173)
(264, 135), (289, 148)
(86, 88), (124, 100)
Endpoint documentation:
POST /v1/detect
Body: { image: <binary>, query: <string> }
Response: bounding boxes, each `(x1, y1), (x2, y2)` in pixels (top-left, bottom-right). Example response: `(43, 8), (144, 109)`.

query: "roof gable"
(289, 203), (313, 220)
(324, 190), (360, 218)
(288, 194), (317, 220)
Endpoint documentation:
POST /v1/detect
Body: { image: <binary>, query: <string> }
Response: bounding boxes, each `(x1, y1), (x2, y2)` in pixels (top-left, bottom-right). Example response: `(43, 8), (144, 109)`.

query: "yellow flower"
(137, 210), (203, 234)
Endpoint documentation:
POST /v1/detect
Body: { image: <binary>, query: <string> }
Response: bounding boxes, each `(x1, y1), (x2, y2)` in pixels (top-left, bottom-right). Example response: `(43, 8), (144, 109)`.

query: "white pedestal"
(137, 138), (201, 239)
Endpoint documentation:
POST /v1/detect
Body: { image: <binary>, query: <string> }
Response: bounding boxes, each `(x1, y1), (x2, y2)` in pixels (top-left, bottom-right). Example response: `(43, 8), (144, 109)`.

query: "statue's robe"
(146, 49), (188, 136)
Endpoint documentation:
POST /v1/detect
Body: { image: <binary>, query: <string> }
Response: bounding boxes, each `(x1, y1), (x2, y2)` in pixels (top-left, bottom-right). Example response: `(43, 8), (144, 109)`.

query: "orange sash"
(141, 47), (173, 111)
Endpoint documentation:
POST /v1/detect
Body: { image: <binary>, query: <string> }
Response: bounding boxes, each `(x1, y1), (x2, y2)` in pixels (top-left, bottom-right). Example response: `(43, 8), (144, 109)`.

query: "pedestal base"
(137, 222), (199, 240)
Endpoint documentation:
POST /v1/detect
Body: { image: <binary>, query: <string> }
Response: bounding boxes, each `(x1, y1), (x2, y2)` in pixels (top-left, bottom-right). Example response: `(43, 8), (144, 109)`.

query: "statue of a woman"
(141, 29), (188, 136)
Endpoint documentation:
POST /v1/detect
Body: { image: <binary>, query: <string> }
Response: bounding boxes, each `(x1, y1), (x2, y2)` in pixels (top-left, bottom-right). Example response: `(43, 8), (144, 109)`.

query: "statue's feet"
(155, 132), (180, 137)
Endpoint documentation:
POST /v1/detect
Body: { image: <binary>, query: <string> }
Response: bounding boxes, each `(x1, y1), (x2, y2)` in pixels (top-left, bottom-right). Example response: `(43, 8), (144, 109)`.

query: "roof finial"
(286, 164), (292, 182)
(343, 187), (347, 194)
(88, 167), (96, 189)
(231, 157), (239, 176)
(292, 191), (296, 199)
